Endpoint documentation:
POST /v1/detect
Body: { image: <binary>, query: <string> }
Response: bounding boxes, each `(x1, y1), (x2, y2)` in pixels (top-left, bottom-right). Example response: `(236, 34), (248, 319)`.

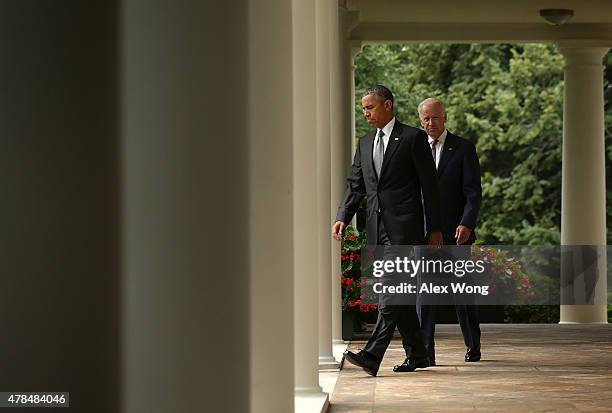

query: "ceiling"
(345, 0), (612, 43)
(346, 0), (612, 24)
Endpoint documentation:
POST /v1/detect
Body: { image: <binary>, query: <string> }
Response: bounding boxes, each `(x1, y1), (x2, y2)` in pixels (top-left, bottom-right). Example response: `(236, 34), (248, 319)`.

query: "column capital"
(349, 40), (363, 64)
(345, 10), (360, 35)
(558, 43), (610, 66)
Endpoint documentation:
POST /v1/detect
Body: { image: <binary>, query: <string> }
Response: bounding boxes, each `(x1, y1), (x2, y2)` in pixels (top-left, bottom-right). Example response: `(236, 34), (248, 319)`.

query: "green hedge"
(504, 305), (612, 323)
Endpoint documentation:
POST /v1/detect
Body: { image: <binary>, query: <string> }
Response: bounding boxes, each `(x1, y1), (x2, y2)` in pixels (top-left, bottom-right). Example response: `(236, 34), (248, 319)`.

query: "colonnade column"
(123, 1), (294, 413)
(1, 4), (119, 412)
(316, 0), (338, 368)
(559, 43), (610, 324)
(330, 2), (352, 345)
(123, 0), (260, 413)
(350, 42), (364, 162)
(248, 1), (297, 412)
(293, 0), (327, 402)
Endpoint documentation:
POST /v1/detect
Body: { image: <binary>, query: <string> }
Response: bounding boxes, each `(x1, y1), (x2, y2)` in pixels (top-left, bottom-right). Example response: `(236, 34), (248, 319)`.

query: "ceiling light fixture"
(539, 9), (574, 26)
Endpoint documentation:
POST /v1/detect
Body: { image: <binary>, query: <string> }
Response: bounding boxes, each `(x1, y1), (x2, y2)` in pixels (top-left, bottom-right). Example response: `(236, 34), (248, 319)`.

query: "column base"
(559, 304), (608, 324)
(295, 391), (329, 413)
(295, 386), (324, 394)
(318, 356), (340, 370)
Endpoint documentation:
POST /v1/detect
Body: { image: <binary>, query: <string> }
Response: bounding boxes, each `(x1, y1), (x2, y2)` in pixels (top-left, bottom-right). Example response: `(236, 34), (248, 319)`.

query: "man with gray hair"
(332, 85), (443, 376)
(411, 97), (483, 366)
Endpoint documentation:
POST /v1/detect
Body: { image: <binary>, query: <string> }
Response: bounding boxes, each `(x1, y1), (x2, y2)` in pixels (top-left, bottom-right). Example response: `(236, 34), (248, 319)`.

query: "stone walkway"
(329, 324), (612, 413)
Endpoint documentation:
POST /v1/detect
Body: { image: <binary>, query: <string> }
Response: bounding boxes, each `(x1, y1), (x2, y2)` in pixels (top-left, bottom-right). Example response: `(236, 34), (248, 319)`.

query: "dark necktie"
(431, 139), (437, 168)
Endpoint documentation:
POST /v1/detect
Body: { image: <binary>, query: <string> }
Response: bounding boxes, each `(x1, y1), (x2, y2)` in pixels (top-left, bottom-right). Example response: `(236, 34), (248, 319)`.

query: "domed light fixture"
(539, 9), (574, 26)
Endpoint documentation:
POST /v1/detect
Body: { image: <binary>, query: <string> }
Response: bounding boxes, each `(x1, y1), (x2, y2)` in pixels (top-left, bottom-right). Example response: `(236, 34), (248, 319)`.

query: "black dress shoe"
(393, 357), (430, 372)
(465, 347), (481, 362)
(343, 350), (380, 377)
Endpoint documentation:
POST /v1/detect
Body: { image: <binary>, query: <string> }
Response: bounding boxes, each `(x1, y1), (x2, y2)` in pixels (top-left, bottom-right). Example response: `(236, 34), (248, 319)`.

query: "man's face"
(419, 102), (447, 139)
(361, 94), (393, 129)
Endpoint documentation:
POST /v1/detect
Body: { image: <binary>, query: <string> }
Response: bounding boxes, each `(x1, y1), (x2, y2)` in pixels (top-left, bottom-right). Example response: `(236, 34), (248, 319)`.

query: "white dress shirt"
(373, 117), (396, 158)
(428, 129), (448, 168)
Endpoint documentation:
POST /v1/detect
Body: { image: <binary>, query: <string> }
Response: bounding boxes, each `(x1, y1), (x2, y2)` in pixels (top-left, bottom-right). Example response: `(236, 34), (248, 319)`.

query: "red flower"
(341, 276), (354, 287)
(358, 303), (378, 312)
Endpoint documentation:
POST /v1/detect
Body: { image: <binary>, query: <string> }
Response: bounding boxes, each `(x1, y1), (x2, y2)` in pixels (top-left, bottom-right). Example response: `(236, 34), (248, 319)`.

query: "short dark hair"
(362, 85), (394, 106)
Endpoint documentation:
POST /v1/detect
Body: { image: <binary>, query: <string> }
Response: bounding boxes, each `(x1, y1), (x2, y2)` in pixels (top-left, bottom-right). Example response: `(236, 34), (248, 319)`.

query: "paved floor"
(329, 324), (612, 413)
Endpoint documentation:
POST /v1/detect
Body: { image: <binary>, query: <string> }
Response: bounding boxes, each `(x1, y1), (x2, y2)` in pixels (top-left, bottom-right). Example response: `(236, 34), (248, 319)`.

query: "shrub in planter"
(341, 226), (377, 335)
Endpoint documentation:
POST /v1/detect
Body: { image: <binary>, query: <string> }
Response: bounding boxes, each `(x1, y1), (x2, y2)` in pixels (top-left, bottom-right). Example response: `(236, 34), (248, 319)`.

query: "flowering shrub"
(340, 228), (536, 309)
(341, 226), (378, 313)
(471, 245), (536, 302)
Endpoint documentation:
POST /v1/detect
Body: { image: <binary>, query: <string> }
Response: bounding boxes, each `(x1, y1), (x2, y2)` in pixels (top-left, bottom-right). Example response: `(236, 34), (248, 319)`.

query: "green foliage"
(355, 44), (612, 246)
(504, 305), (560, 323)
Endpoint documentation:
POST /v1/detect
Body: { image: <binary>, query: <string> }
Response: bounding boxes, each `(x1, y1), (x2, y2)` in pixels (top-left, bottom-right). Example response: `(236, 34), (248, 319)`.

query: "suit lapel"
(437, 132), (457, 177)
(364, 131), (377, 180)
(379, 122), (402, 181)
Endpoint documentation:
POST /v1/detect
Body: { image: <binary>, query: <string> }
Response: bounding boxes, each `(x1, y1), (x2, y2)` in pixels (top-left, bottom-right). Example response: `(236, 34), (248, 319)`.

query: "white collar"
(378, 117), (396, 138)
(428, 129), (448, 145)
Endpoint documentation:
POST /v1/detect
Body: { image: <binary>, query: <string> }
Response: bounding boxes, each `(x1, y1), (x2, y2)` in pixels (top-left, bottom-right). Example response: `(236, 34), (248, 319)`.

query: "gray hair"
(362, 85), (394, 106)
(418, 98), (446, 115)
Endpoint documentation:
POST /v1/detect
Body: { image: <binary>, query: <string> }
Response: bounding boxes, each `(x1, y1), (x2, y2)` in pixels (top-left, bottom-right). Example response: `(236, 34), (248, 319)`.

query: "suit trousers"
(362, 214), (429, 362)
(417, 304), (481, 363)
(416, 241), (481, 363)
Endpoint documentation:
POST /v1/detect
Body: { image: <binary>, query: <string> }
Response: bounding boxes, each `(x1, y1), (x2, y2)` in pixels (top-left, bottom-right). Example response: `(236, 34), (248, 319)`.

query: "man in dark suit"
(415, 97), (483, 365)
(331, 85), (443, 376)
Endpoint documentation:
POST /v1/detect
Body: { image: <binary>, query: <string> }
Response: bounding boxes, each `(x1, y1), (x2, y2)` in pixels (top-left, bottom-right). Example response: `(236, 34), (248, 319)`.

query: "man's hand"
(332, 221), (347, 241)
(427, 231), (443, 246)
(455, 225), (471, 245)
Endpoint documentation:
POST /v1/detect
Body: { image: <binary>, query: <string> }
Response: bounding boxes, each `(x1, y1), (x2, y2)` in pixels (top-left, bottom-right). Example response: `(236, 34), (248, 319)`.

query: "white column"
(123, 1), (295, 412)
(293, 0), (327, 400)
(249, 1), (296, 413)
(123, 1), (254, 412)
(348, 42), (363, 230)
(330, 2), (351, 346)
(316, 0), (338, 368)
(559, 44), (610, 324)
(1, 4), (119, 411)
(350, 42), (364, 156)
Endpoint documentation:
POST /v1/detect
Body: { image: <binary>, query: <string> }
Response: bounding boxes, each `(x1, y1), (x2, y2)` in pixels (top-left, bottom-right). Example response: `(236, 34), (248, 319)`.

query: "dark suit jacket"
(436, 131), (482, 245)
(336, 120), (442, 245)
